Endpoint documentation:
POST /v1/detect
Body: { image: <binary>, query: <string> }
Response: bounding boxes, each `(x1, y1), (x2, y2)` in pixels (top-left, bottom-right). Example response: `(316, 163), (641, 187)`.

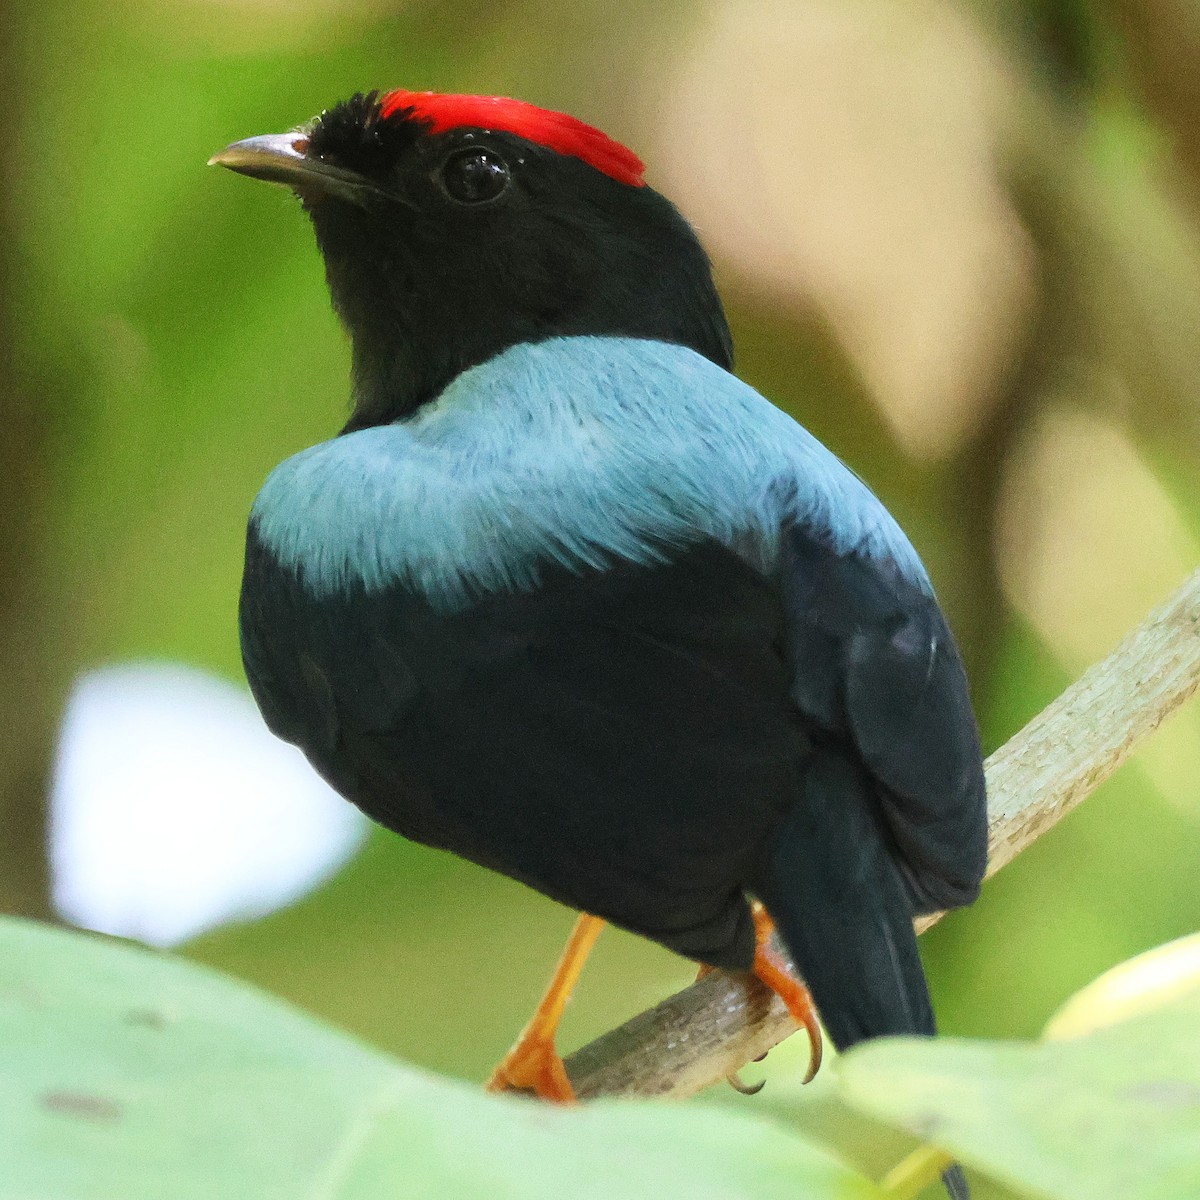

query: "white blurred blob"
(50, 662), (368, 947)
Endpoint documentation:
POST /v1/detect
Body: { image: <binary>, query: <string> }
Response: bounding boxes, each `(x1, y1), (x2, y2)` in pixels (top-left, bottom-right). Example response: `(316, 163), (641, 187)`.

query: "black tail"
(753, 750), (968, 1200)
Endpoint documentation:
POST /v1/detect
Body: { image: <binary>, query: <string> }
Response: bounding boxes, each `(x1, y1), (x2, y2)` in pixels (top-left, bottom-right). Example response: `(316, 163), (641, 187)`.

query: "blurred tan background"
(3, 0), (1199, 1160)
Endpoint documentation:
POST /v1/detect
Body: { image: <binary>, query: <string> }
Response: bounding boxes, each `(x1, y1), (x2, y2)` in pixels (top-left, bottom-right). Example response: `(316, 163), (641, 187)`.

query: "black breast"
(239, 529), (811, 969)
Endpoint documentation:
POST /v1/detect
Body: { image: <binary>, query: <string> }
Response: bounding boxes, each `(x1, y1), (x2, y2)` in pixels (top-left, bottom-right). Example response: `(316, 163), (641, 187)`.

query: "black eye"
(440, 148), (510, 204)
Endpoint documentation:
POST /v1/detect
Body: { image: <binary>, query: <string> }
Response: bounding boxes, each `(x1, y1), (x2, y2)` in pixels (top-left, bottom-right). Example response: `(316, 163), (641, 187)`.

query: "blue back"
(252, 336), (930, 609)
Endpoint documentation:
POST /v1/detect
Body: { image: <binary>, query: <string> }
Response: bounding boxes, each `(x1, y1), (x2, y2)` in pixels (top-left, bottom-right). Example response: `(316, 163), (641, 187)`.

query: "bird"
(211, 89), (987, 1197)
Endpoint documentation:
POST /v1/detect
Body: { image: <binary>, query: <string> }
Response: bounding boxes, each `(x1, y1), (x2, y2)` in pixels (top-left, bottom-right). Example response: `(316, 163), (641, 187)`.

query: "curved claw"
(750, 901), (824, 1084)
(698, 964), (765, 1092)
(698, 931), (818, 1093)
(725, 1069), (766, 1096)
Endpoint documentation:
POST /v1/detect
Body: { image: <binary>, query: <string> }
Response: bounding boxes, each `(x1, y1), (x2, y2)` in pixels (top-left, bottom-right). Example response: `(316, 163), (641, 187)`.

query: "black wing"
(778, 526), (987, 911)
(751, 523), (986, 1083)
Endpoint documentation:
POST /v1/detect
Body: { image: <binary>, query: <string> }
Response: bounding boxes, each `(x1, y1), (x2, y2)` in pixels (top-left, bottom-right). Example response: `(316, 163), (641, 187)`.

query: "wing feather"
(779, 526), (987, 911)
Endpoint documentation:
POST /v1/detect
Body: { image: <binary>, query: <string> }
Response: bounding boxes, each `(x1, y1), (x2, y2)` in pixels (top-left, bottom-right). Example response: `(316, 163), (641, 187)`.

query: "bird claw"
(725, 1069), (766, 1095)
(750, 902), (824, 1083)
(697, 963), (777, 1096)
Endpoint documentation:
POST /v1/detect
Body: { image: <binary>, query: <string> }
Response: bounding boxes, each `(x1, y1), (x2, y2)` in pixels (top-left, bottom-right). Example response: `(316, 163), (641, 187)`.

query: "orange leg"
(750, 901), (823, 1083)
(486, 913), (605, 1102)
(692, 902), (823, 1087)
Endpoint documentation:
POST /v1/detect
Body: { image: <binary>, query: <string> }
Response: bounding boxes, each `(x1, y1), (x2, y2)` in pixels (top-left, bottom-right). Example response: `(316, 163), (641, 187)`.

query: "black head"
(211, 90), (732, 429)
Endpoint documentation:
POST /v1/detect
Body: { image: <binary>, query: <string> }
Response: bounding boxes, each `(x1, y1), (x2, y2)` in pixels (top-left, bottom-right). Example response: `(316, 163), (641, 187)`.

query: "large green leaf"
(1044, 932), (1200, 1041)
(838, 984), (1200, 1200)
(0, 917), (879, 1199)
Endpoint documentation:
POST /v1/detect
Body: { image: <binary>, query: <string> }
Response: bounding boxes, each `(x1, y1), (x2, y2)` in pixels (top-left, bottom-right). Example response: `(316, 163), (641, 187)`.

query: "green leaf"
(838, 985), (1200, 1200)
(1044, 932), (1200, 1040)
(0, 917), (879, 1199)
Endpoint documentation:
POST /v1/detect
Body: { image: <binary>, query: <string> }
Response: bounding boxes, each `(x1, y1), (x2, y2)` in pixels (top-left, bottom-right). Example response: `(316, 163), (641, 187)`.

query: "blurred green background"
(4, 0), (1199, 1149)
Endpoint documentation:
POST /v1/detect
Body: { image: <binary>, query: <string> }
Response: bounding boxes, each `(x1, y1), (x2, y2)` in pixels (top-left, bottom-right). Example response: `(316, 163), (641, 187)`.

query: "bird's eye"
(440, 148), (510, 205)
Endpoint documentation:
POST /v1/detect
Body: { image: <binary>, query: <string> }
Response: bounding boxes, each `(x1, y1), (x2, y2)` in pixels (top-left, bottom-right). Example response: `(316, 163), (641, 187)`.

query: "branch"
(563, 568), (1200, 1099)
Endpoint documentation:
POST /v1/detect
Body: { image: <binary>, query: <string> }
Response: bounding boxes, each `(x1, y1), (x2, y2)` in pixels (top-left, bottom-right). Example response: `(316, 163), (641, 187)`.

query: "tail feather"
(753, 749), (968, 1199)
(754, 751), (934, 1048)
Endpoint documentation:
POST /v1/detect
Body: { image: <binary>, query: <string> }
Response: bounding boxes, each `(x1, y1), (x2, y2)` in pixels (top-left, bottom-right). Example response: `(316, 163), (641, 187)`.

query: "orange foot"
(485, 913), (605, 1103)
(485, 1026), (577, 1101)
(695, 902), (823, 1086)
(750, 901), (823, 1083)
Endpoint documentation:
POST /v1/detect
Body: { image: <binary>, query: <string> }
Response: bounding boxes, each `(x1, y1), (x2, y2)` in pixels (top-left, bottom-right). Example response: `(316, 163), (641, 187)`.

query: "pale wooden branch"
(563, 568), (1200, 1100)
